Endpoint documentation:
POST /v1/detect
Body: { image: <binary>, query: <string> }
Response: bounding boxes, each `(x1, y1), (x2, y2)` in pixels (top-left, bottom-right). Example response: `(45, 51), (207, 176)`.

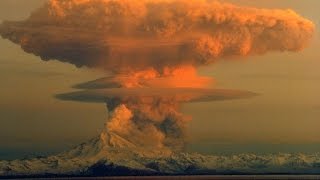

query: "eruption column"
(0, 0), (315, 155)
(0, 0), (317, 177)
(101, 96), (188, 156)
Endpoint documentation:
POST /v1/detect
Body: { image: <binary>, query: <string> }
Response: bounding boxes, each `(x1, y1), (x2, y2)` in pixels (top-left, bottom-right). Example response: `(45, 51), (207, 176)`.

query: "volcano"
(0, 0), (317, 178)
(1, 131), (320, 178)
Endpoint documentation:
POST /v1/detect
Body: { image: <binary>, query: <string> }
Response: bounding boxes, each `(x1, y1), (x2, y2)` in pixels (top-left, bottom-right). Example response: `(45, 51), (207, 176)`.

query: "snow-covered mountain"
(1, 132), (320, 177)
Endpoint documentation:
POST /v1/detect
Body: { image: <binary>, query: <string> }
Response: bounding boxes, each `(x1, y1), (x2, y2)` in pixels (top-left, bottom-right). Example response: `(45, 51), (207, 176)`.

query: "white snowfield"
(1, 133), (320, 177)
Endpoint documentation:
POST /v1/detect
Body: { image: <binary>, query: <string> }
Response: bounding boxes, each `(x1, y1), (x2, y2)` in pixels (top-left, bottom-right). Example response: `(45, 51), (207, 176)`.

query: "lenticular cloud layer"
(0, 0), (314, 73)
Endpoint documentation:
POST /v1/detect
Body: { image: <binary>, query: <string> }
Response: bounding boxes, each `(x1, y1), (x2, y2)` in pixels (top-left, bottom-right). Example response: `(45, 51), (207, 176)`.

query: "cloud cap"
(55, 88), (258, 103)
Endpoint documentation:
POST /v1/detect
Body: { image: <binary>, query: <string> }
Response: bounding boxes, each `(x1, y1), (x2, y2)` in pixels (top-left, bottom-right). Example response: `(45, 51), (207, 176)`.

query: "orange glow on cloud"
(114, 66), (213, 88)
(0, 0), (315, 155)
(156, 66), (213, 88)
(0, 0), (315, 74)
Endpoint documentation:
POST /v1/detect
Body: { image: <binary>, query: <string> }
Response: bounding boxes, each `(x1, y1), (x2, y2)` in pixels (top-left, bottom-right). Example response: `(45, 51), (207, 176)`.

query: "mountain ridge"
(1, 132), (320, 177)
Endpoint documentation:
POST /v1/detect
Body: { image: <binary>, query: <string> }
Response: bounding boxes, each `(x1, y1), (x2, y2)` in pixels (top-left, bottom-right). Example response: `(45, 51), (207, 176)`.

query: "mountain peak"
(1, 135), (320, 177)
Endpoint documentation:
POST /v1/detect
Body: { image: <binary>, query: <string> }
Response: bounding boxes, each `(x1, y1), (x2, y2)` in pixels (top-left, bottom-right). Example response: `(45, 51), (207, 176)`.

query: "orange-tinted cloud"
(55, 87), (256, 154)
(0, 0), (315, 74)
(55, 88), (257, 103)
(0, 0), (315, 154)
(106, 66), (212, 88)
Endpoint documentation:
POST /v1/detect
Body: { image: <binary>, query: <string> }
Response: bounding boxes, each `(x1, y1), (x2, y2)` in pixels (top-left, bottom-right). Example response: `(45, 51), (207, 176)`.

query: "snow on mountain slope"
(1, 132), (320, 177)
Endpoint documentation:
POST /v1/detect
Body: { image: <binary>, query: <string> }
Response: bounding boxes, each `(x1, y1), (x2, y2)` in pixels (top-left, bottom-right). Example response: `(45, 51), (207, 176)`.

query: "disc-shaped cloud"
(55, 88), (257, 103)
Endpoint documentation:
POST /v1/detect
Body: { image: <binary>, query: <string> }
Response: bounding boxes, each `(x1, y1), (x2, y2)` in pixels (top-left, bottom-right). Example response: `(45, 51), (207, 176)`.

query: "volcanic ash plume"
(84, 66), (211, 156)
(101, 96), (189, 156)
(0, 0), (315, 157)
(0, 0), (317, 177)
(0, 0), (314, 73)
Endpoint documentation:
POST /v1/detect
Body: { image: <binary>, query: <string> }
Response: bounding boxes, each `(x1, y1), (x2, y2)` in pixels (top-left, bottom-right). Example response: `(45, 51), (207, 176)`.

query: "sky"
(0, 0), (319, 159)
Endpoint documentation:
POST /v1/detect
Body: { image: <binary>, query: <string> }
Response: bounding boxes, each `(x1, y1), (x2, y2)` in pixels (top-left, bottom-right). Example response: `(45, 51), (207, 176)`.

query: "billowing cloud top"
(0, 1), (316, 168)
(0, 0), (315, 73)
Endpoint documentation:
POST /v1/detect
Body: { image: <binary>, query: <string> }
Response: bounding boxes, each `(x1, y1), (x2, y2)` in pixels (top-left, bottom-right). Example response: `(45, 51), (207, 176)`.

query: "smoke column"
(0, 0), (315, 156)
(101, 96), (189, 156)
